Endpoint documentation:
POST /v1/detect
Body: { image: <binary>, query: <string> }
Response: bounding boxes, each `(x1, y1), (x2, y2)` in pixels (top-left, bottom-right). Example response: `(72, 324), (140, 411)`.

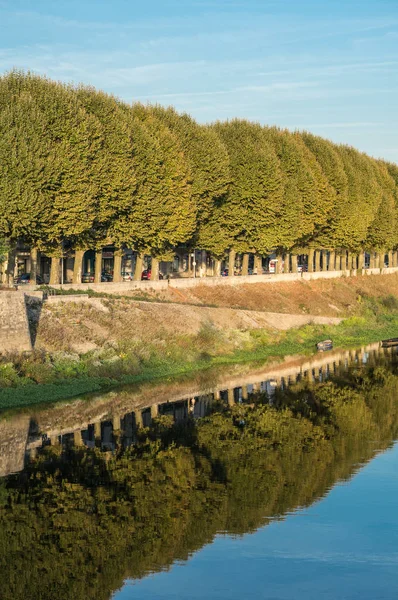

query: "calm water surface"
(115, 443), (398, 600)
(1, 344), (398, 600)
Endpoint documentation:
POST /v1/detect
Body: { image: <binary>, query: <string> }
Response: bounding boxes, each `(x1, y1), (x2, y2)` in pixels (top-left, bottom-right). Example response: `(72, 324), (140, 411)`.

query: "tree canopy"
(0, 70), (397, 259)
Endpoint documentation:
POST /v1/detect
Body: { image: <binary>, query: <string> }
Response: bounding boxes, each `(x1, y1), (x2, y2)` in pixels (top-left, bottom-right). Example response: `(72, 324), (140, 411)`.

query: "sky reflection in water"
(115, 443), (398, 600)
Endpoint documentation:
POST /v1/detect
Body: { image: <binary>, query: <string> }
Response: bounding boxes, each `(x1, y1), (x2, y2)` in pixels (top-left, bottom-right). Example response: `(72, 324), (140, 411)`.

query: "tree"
(0, 71), (104, 254)
(209, 120), (285, 256)
(150, 105), (231, 246)
(262, 127), (335, 251)
(110, 103), (195, 258)
(332, 145), (383, 250)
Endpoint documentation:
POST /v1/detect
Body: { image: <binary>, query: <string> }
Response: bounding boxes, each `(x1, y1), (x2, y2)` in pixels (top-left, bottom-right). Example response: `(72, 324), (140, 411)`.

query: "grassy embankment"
(0, 289), (398, 410)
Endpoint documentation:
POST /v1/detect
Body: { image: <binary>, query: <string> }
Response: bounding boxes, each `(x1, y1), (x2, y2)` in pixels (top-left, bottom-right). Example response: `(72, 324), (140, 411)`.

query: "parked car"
(101, 271), (113, 282)
(268, 259), (283, 274)
(15, 273), (44, 285)
(141, 269), (164, 280)
(297, 264), (307, 273)
(121, 271), (134, 281)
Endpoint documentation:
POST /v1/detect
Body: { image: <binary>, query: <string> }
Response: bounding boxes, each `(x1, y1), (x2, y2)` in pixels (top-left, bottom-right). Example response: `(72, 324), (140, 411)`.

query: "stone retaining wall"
(0, 291), (32, 353)
(18, 265), (398, 294)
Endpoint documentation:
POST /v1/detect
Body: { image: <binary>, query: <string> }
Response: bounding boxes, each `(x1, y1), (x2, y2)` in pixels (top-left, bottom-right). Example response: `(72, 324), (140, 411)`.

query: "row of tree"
(0, 70), (397, 262)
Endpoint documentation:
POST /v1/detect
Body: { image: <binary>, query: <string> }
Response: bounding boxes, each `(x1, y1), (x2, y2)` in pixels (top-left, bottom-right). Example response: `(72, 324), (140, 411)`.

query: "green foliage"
(0, 70), (397, 261)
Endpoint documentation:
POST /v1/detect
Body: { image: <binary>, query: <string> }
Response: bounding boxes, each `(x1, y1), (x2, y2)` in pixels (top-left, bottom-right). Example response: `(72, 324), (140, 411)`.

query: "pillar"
(241, 385), (248, 401)
(49, 257), (60, 285)
(113, 415), (121, 432)
(213, 390), (221, 401)
(393, 251), (398, 268)
(388, 250), (393, 268)
(30, 248), (38, 284)
(113, 250), (123, 283)
(227, 388), (235, 407)
(308, 249), (314, 272)
(370, 252), (376, 268)
(358, 251), (364, 270)
(328, 250), (335, 271)
(242, 253), (249, 276)
(151, 257), (159, 281)
(73, 250), (85, 284)
(315, 250), (321, 272)
(291, 254), (298, 273)
(93, 249), (102, 284)
(150, 404), (159, 419)
(228, 249), (236, 276)
(284, 253), (290, 274)
(214, 259), (222, 277)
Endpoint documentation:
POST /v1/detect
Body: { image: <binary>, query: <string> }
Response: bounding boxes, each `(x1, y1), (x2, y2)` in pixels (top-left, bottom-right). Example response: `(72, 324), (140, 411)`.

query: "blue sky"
(0, 0), (397, 161)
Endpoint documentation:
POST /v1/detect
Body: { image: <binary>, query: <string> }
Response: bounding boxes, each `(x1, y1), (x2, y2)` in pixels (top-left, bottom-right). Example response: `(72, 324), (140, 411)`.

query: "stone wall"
(0, 291), (32, 353)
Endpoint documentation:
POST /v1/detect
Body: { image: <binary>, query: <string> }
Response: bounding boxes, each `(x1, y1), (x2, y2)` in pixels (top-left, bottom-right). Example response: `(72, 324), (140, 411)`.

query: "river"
(0, 343), (397, 599)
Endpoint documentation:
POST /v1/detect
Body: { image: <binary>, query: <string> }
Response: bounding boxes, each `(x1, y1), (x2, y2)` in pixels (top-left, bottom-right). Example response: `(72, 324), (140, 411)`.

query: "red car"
(141, 269), (164, 280)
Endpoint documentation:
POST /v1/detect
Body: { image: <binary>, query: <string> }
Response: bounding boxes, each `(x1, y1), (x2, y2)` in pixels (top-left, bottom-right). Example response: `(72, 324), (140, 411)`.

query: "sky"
(0, 0), (397, 162)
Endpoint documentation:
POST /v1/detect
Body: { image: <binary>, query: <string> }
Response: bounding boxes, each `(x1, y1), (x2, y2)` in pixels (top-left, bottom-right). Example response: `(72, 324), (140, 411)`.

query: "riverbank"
(1, 309), (398, 410)
(1, 274), (398, 410)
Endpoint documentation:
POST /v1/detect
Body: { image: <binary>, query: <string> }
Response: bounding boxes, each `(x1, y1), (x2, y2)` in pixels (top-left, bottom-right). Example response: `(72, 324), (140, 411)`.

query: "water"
(1, 343), (398, 600)
(115, 444), (398, 600)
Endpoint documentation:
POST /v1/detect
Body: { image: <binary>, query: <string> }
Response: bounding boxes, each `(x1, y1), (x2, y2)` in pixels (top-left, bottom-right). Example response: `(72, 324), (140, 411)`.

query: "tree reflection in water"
(1, 358), (398, 600)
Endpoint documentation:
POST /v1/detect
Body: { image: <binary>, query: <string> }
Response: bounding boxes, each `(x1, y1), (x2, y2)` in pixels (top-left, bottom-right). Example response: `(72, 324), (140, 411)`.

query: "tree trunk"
(308, 249), (314, 272)
(134, 253), (143, 281)
(151, 257), (159, 281)
(315, 250), (321, 272)
(340, 250), (347, 271)
(30, 248), (38, 285)
(73, 250), (85, 284)
(352, 254), (358, 270)
(291, 254), (298, 273)
(242, 253), (249, 276)
(254, 254), (263, 274)
(201, 250), (207, 278)
(347, 252), (352, 271)
(94, 250), (102, 284)
(276, 254), (283, 274)
(228, 249), (236, 276)
(284, 253), (290, 273)
(113, 251), (123, 283)
(329, 250), (335, 271)
(6, 246), (17, 286)
(49, 257), (60, 285)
